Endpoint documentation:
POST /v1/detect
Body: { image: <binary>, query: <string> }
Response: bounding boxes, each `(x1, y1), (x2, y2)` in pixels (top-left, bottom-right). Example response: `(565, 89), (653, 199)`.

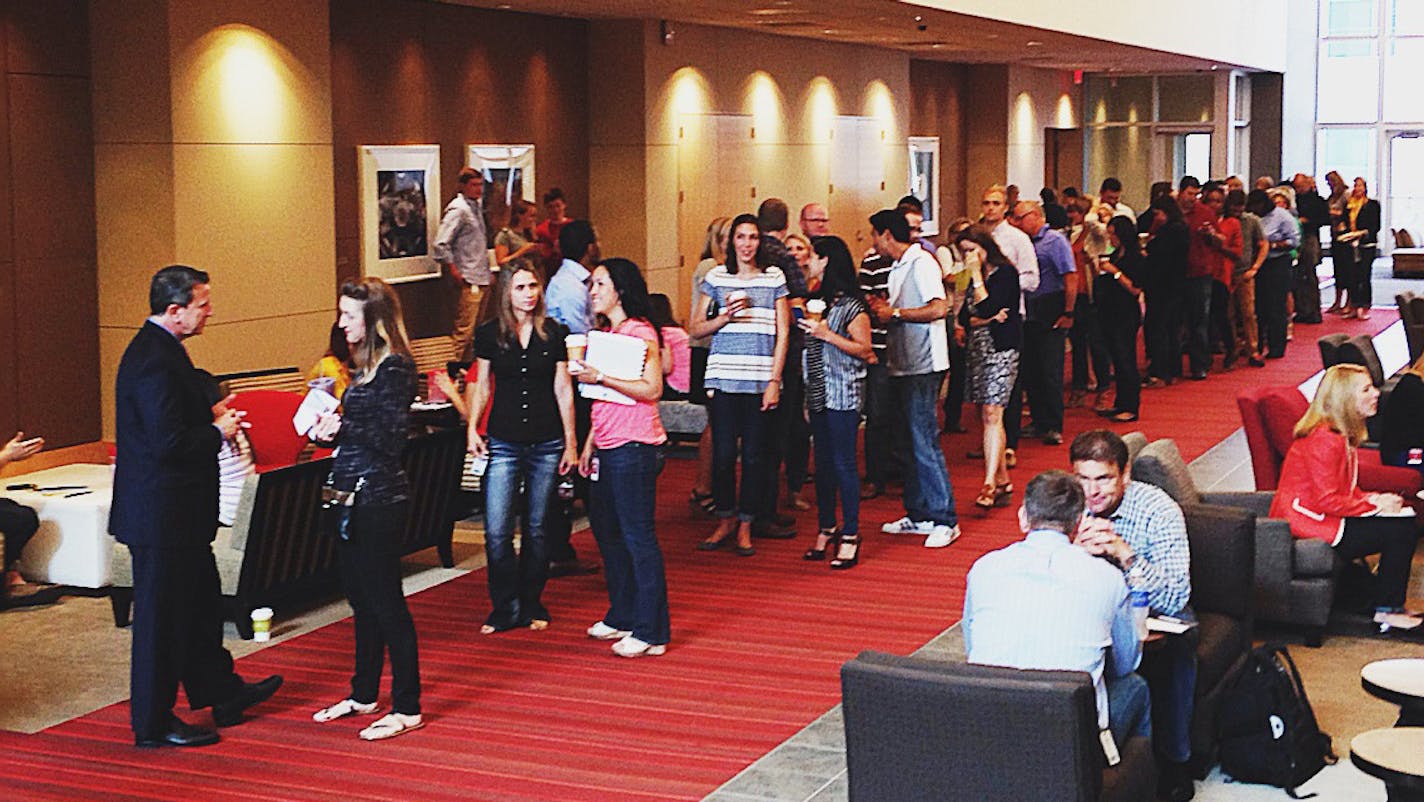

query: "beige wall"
(1005, 65), (1079, 194)
(93, 0), (334, 438)
(591, 20), (911, 306)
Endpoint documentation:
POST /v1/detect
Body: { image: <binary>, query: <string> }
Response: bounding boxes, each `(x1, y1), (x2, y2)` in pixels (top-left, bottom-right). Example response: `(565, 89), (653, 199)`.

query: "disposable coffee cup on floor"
(251, 607), (274, 642)
(566, 333), (587, 363)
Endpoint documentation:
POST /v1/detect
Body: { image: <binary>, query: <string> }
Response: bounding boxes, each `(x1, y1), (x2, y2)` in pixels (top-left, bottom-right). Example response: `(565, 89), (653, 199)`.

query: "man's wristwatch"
(891, 307), (902, 321)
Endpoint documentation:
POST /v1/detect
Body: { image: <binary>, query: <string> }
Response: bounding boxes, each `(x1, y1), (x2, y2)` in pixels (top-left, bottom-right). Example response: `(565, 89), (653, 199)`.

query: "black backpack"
(1217, 644), (1337, 798)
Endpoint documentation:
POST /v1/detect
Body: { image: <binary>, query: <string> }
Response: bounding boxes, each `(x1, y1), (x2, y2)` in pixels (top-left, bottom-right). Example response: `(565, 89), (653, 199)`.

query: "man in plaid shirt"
(1070, 430), (1197, 802)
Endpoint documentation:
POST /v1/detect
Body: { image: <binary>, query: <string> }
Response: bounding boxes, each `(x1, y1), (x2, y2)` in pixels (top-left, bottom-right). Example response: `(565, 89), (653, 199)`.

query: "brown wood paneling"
(0, 259), (15, 439)
(9, 74), (95, 261)
(5, 0), (88, 77)
(910, 59), (969, 222)
(330, 0), (590, 338)
(15, 256), (100, 447)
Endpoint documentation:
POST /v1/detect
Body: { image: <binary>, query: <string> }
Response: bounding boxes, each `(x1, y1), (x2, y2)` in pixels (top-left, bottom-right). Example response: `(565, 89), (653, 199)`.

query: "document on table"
(577, 331), (648, 406)
(292, 388), (341, 435)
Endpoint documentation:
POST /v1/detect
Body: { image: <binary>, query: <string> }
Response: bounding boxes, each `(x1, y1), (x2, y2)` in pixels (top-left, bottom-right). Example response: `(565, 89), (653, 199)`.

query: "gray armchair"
(841, 651), (1156, 802)
(1130, 436), (1335, 646)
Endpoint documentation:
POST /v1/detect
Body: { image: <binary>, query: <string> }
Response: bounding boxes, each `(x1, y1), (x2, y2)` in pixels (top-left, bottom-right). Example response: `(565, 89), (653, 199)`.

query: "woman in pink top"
(649, 293), (691, 398)
(571, 258), (671, 657)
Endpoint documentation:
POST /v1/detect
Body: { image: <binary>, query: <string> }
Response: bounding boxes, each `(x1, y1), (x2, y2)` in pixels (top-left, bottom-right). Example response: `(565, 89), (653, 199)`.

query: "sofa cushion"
(1293, 537), (1338, 577)
(109, 526), (242, 596)
(1132, 439), (1199, 505)
(1259, 387), (1309, 462)
(1195, 612), (1249, 694)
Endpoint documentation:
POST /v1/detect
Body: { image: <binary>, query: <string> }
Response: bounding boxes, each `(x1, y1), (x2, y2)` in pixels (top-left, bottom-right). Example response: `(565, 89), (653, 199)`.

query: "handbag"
(319, 474), (363, 540)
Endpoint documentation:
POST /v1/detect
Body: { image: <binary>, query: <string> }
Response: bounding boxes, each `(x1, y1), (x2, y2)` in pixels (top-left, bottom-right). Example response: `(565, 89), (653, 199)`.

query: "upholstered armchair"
(841, 651), (1156, 802)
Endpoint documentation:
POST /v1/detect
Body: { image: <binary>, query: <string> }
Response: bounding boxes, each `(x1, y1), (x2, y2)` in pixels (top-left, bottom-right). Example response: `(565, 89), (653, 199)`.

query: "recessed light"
(1026, 40), (1043, 47)
(823, 28), (836, 34)
(495, 2), (511, 7)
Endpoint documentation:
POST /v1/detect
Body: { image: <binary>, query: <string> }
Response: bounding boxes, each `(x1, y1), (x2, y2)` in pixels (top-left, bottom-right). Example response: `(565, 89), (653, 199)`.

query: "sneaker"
(611, 635), (666, 657)
(924, 524), (960, 548)
(882, 517), (935, 535)
(587, 621), (631, 640)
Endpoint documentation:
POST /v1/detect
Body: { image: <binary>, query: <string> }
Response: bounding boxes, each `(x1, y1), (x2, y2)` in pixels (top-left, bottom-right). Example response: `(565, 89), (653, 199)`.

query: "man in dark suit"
(111, 265), (282, 748)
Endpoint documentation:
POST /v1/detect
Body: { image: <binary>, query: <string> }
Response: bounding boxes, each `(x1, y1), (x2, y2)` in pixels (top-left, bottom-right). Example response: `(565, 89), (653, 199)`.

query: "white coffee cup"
(566, 333), (587, 363)
(727, 289), (749, 317)
(251, 607), (274, 642)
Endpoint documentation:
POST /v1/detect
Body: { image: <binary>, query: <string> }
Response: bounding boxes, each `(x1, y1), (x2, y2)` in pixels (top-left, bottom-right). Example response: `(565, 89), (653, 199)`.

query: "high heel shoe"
(830, 534), (860, 570)
(975, 483), (996, 509)
(993, 481), (1014, 507)
(804, 529), (835, 561)
(689, 489), (716, 516)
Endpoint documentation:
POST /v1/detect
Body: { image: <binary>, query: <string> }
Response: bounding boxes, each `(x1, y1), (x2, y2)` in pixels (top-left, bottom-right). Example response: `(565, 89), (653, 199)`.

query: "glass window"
(1318, 39), (1380, 122)
(1181, 133), (1211, 182)
(1234, 125), (1251, 177)
(1085, 76), (1153, 124)
(1316, 127), (1378, 192)
(1233, 73), (1251, 122)
(1158, 75), (1215, 123)
(1391, 0), (1424, 35)
(1323, 0), (1379, 36)
(1384, 37), (1424, 120)
(1086, 125), (1151, 212)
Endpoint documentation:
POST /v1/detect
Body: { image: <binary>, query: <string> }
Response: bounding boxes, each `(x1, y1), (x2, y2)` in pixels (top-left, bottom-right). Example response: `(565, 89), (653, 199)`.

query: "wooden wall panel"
(14, 256), (98, 445)
(9, 75), (95, 260)
(910, 59), (969, 222)
(329, 0), (590, 339)
(0, 260), (14, 439)
(6, 0), (87, 77)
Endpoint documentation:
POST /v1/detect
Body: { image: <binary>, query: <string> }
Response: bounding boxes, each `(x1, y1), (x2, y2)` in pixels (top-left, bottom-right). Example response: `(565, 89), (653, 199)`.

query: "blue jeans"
(1140, 606), (1198, 763)
(1106, 671), (1153, 748)
(482, 437), (562, 630)
(1184, 276), (1213, 374)
(708, 390), (769, 522)
(890, 371), (956, 526)
(589, 442), (670, 645)
(810, 409), (861, 535)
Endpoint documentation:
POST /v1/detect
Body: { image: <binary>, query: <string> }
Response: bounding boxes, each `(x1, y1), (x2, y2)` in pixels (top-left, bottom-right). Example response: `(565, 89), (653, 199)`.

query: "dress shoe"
(859, 483), (883, 500)
(548, 559), (600, 578)
(1158, 760), (1196, 802)
(212, 675), (283, 727)
(135, 715), (220, 748)
(1247, 356), (1266, 367)
(1187, 371), (1208, 381)
(1041, 431), (1062, 446)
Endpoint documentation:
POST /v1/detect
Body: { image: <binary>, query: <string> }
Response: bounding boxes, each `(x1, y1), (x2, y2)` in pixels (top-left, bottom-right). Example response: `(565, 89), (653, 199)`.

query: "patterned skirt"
(967, 327), (1019, 406)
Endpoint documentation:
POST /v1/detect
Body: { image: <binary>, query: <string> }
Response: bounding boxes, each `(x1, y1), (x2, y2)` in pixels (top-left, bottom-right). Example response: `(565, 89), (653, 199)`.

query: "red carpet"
(0, 312), (1395, 801)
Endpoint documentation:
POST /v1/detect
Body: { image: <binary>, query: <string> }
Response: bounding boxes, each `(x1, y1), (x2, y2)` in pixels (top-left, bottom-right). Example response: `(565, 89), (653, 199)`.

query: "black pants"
(1255, 255), (1293, 357)
(1070, 299), (1113, 392)
(127, 544), (242, 739)
(1331, 240), (1353, 307)
(863, 361), (903, 487)
(1210, 280), (1235, 363)
(763, 345), (810, 502)
(1353, 248), (1376, 308)
(339, 501), (421, 715)
(0, 498), (39, 567)
(1335, 515), (1421, 610)
(709, 390), (770, 521)
(942, 319), (968, 429)
(1018, 292), (1068, 435)
(1145, 287), (1183, 380)
(543, 396), (590, 564)
(1102, 313), (1141, 414)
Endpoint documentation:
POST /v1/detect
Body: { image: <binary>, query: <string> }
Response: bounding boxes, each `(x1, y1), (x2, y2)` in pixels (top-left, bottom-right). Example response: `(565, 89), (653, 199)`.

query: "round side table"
(1362, 658), (1424, 727)
(1351, 728), (1424, 801)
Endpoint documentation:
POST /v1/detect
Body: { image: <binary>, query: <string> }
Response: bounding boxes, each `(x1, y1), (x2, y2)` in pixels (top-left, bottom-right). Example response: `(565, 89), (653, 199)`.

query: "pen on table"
(62, 490), (92, 498)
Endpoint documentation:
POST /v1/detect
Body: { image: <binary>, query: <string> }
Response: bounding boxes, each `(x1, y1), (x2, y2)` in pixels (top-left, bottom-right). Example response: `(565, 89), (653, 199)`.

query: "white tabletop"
(1352, 727), (1424, 777)
(1363, 658), (1424, 701)
(0, 463), (115, 588)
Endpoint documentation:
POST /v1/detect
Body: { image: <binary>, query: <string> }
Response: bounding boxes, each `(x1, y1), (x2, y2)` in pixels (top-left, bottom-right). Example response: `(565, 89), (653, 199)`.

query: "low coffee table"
(1351, 727), (1424, 801)
(1363, 658), (1424, 727)
(0, 464), (115, 588)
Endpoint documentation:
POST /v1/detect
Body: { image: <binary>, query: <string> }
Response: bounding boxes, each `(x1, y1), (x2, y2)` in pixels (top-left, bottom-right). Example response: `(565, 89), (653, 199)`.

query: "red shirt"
(1183, 202), (1218, 279)
(1215, 216), (1242, 289)
(535, 218), (568, 273)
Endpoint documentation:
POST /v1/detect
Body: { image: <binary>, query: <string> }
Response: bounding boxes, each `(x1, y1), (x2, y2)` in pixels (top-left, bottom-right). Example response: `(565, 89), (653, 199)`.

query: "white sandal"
(312, 698), (381, 723)
(359, 712), (424, 741)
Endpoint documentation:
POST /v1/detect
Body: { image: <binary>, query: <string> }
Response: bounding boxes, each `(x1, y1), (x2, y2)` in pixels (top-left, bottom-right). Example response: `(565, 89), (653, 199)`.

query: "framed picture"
(467, 144), (536, 211)
(908, 137), (941, 237)
(359, 144), (441, 283)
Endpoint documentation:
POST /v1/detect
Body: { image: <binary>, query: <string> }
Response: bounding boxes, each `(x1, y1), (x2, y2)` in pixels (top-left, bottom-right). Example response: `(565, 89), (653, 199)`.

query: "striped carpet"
(0, 311), (1394, 801)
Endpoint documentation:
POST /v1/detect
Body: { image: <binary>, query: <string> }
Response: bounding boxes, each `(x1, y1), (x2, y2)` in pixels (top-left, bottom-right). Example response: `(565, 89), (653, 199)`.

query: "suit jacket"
(1350, 198), (1382, 256)
(1269, 424), (1377, 544)
(109, 321), (223, 548)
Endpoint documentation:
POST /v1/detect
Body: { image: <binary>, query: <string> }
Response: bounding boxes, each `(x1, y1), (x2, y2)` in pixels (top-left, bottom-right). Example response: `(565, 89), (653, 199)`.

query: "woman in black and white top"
(799, 236), (872, 569)
(308, 277), (424, 742)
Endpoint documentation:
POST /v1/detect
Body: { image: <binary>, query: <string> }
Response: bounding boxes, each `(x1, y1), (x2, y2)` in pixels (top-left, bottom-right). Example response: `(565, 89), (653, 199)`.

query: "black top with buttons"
(473, 318), (569, 444)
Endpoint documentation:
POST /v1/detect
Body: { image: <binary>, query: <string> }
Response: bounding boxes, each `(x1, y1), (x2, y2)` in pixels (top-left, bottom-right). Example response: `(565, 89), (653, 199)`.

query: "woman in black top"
(1095, 216), (1145, 422)
(1337, 176), (1382, 318)
(1143, 194), (1189, 386)
(309, 277), (423, 741)
(954, 225), (1021, 510)
(466, 261), (578, 634)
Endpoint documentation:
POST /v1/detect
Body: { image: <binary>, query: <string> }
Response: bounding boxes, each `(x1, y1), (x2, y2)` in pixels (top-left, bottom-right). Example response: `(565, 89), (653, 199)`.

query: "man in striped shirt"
(858, 245), (899, 500)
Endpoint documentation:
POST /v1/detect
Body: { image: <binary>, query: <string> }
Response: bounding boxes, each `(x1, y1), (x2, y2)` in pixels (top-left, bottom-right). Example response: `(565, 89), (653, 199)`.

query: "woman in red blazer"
(1270, 364), (1421, 630)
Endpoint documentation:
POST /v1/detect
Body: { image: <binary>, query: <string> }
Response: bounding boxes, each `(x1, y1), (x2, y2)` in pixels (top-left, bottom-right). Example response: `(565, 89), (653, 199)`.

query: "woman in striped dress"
(799, 236), (873, 569)
(688, 213), (790, 556)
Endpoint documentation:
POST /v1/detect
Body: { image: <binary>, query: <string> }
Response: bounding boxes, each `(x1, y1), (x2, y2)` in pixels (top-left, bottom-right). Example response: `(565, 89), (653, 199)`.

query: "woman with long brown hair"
(466, 260), (578, 635)
(309, 277), (425, 739)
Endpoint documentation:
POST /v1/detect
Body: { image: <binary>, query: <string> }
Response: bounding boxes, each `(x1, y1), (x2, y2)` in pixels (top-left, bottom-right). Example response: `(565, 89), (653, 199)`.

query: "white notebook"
(577, 330), (648, 406)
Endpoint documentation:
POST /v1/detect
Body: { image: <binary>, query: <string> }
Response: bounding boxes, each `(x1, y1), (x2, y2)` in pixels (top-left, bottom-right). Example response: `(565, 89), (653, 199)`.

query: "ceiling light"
(1026, 40), (1043, 47)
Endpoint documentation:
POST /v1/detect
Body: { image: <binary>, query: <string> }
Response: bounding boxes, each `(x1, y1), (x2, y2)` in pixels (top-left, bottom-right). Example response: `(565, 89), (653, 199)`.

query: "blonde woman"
(309, 278), (424, 739)
(1270, 364), (1422, 631)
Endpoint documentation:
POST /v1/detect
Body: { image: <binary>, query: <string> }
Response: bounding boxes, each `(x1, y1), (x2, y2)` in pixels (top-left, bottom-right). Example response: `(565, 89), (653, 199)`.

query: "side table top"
(1363, 658), (1424, 704)
(1351, 727), (1424, 784)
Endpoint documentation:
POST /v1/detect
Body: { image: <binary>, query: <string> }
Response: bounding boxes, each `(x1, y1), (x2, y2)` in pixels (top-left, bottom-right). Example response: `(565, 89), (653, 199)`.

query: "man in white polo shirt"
(865, 209), (959, 548)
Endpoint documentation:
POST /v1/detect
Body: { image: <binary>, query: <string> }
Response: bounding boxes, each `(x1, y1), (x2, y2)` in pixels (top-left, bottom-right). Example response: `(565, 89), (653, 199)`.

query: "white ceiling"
(441, 0), (1248, 73)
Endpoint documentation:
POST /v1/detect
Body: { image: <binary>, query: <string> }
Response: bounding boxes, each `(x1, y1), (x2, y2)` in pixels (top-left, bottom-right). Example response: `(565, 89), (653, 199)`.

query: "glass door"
(1387, 130), (1424, 251)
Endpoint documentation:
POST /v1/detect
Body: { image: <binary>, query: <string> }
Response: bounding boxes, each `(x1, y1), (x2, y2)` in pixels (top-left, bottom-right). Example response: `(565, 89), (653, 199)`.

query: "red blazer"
(1269, 424), (1378, 543)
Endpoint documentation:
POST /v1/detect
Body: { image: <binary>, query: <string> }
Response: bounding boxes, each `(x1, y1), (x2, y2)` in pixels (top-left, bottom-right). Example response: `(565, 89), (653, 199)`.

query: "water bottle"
(1130, 589), (1150, 641)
